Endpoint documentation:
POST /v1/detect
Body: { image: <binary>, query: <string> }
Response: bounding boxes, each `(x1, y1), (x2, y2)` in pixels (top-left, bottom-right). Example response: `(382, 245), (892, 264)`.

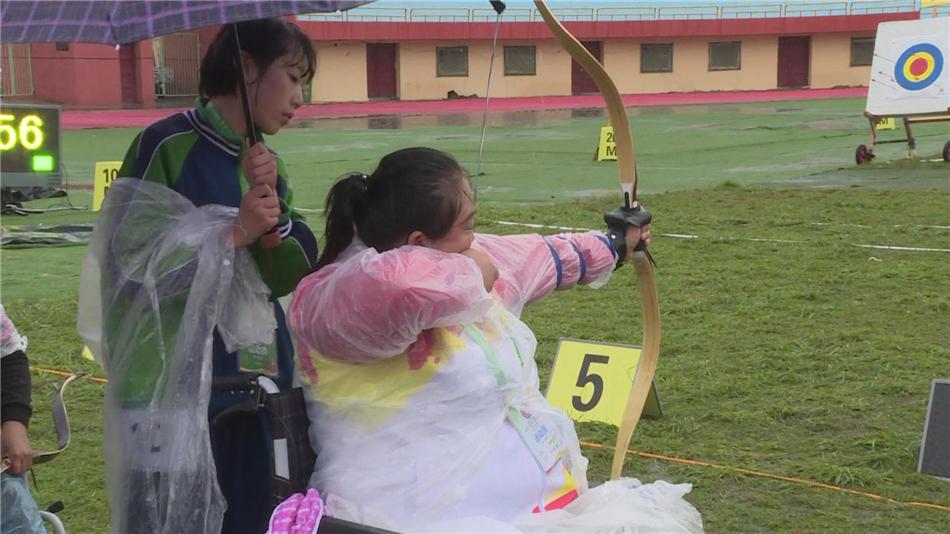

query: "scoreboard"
(0, 103), (62, 188)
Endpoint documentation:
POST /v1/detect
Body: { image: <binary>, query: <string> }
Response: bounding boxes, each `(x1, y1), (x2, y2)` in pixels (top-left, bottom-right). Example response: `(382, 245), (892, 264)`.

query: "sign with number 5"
(545, 338), (661, 427)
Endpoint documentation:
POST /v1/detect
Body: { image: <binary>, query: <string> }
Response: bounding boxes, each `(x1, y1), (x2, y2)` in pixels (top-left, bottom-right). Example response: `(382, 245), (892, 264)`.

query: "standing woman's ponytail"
(315, 173), (369, 269)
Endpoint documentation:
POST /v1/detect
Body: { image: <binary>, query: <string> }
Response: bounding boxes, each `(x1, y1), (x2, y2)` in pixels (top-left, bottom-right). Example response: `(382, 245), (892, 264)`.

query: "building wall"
(314, 32), (862, 101)
(604, 36), (781, 93)
(30, 43), (123, 107)
(395, 40), (573, 101)
(126, 41), (157, 105)
(313, 42), (368, 102)
(18, 12), (907, 107)
(811, 32), (875, 88)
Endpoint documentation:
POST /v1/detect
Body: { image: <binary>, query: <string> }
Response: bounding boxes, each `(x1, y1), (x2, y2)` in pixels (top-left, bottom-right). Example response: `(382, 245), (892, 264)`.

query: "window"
(504, 46), (536, 76)
(55, 42), (69, 51)
(708, 41), (741, 71)
(436, 46), (468, 77)
(641, 43), (673, 73)
(850, 37), (874, 67)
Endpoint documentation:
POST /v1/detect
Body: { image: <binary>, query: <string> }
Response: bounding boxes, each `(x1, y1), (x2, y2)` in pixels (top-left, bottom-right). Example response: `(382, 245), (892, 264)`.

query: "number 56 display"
(545, 338), (661, 426)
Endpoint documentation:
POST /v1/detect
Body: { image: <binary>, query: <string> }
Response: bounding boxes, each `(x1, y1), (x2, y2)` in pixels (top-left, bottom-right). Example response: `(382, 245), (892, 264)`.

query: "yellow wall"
(811, 33), (874, 88)
(310, 34), (872, 102)
(397, 41), (573, 100)
(312, 41), (368, 103)
(606, 36), (779, 93)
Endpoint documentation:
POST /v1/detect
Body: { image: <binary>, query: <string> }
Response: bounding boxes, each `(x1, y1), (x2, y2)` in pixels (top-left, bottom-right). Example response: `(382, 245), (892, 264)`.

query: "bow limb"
(534, 0), (660, 480)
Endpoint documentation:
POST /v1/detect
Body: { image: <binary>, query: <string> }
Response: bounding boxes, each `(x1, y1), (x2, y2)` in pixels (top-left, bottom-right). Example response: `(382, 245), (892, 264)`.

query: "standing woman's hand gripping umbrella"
(234, 140), (281, 248)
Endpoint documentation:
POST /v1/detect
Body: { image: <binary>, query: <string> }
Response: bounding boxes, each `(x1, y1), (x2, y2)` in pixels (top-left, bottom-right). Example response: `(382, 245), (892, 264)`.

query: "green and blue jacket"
(113, 98), (318, 404)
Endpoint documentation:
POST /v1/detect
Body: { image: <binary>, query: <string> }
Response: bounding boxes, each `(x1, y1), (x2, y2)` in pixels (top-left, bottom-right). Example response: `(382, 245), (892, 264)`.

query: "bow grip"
(605, 204), (652, 263)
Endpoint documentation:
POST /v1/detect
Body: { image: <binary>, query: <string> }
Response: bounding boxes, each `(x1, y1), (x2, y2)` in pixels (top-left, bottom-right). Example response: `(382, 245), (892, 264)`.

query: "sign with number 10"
(545, 338), (661, 427)
(92, 161), (122, 212)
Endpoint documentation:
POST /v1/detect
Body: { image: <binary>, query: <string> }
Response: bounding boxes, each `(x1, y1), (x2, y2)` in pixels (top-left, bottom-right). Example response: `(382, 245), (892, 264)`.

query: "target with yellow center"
(895, 43), (944, 91)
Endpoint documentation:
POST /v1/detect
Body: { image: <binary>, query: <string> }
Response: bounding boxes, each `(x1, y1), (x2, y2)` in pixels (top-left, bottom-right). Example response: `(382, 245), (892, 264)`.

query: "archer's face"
(422, 179), (476, 254)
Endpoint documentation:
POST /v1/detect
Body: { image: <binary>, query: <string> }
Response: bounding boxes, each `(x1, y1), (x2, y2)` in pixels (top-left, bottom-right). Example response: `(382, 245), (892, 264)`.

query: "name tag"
(506, 406), (567, 472)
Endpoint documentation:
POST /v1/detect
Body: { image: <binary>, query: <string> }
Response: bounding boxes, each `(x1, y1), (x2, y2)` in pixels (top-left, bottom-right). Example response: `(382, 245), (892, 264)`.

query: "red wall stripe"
(298, 13), (918, 42)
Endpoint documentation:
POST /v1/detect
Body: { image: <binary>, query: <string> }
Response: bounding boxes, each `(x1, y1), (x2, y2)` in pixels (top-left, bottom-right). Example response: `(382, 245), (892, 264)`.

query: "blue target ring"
(894, 43), (944, 91)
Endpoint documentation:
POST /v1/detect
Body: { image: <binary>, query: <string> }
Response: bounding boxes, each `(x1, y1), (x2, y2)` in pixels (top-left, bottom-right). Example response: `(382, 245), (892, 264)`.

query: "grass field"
(2, 96), (948, 532)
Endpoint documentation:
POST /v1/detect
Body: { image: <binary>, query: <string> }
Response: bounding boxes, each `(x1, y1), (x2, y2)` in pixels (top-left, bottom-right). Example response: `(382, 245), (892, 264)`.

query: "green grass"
(2, 97), (949, 531)
(34, 97), (950, 213)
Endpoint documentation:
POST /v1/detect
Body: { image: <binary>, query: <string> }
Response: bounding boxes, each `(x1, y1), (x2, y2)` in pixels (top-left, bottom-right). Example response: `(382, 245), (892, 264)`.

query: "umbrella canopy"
(0, 1), (371, 44)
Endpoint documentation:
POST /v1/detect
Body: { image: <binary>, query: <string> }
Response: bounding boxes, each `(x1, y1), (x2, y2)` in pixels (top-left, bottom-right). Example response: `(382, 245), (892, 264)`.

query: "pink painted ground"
(61, 87), (867, 130)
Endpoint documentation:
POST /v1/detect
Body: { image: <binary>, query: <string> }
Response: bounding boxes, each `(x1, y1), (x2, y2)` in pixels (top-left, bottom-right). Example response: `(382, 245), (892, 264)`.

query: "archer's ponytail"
(314, 172), (368, 270)
(313, 148), (467, 271)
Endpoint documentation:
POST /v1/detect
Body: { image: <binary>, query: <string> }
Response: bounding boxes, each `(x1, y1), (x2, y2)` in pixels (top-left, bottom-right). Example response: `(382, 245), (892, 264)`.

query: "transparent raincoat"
(290, 233), (703, 532)
(78, 179), (275, 534)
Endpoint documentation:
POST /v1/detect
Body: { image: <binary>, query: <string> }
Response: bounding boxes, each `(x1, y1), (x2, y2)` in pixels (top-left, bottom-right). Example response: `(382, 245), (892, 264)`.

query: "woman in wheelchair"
(289, 148), (702, 532)
(1, 304), (44, 533)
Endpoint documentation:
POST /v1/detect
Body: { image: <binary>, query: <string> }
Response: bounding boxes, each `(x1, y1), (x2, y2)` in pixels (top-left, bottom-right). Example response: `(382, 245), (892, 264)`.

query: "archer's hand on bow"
(604, 204), (653, 267)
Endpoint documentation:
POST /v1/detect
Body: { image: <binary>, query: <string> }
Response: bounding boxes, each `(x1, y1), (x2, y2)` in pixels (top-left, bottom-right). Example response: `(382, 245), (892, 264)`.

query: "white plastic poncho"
(78, 179), (276, 534)
(290, 233), (703, 532)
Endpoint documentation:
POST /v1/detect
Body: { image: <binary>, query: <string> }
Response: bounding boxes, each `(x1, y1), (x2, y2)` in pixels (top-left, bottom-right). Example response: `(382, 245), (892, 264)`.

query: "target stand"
(857, 18), (950, 164)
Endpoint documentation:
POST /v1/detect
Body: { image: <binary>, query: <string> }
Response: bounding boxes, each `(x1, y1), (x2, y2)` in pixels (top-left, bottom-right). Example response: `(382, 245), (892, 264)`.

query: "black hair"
(315, 147), (469, 270)
(199, 18), (315, 97)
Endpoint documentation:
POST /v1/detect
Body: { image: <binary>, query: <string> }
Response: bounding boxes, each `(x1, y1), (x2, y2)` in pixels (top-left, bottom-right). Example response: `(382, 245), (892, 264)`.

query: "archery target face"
(865, 18), (950, 116)
(895, 43), (944, 90)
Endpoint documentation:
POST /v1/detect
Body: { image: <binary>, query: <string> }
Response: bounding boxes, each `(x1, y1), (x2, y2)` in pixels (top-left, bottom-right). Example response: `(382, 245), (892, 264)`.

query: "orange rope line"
(30, 366), (108, 384)
(578, 440), (950, 514)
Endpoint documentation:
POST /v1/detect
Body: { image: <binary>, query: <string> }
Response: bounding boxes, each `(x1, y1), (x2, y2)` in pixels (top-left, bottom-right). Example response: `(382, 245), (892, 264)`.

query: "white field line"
(852, 244), (950, 253)
(493, 221), (950, 253)
(812, 222), (950, 230)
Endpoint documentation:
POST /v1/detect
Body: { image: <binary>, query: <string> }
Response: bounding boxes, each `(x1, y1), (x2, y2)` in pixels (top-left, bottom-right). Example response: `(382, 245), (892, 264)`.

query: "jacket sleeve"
(1, 351), (32, 426)
(474, 231), (618, 316)
(246, 157), (318, 297)
(290, 246), (492, 363)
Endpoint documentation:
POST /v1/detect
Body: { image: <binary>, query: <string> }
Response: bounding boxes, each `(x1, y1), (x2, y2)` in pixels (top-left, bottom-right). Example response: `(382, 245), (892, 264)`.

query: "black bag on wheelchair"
(208, 316), (316, 534)
(206, 311), (394, 534)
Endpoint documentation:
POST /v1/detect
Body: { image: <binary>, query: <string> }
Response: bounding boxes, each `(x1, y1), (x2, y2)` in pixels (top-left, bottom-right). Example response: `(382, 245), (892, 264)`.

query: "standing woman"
(84, 18), (318, 534)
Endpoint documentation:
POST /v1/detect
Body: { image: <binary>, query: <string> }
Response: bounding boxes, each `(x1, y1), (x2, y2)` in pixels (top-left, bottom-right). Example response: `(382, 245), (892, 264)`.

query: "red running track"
(62, 87), (867, 130)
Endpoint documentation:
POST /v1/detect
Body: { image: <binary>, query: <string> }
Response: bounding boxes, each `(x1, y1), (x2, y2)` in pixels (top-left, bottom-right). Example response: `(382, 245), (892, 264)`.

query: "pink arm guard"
(473, 231), (617, 316)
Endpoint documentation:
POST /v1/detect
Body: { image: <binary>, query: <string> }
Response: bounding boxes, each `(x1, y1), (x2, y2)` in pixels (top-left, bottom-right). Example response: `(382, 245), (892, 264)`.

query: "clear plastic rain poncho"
(290, 233), (703, 532)
(78, 179), (275, 534)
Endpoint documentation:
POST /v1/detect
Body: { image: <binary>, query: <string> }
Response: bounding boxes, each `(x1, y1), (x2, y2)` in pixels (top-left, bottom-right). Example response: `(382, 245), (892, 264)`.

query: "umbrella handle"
(234, 24), (280, 250)
(234, 25), (261, 145)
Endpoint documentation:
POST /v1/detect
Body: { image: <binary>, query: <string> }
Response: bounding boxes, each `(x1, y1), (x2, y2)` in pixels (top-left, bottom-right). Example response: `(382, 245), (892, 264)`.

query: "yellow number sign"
(545, 338), (661, 427)
(596, 126), (617, 161)
(92, 161), (122, 212)
(875, 117), (896, 131)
